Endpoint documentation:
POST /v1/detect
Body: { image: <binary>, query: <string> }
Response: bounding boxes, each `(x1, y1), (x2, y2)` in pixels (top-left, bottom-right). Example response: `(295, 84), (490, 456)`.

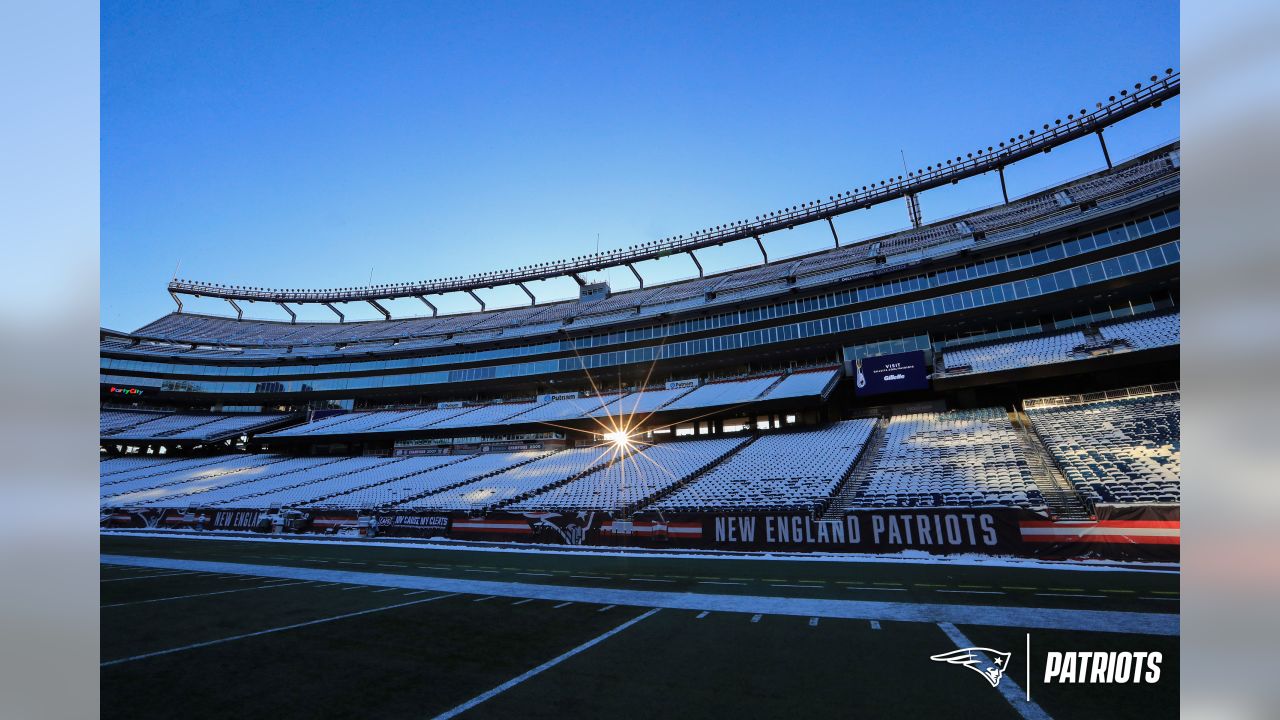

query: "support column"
(625, 263), (644, 289)
(227, 298), (243, 320)
(687, 250), (704, 277)
(367, 299), (390, 321)
(997, 165), (1010, 204)
(169, 291), (184, 313)
(826, 217), (840, 248)
(905, 193), (923, 229)
(570, 273), (586, 286)
(466, 289), (486, 311)
(324, 302), (345, 323)
(517, 282), (536, 306)
(1096, 129), (1113, 169)
(753, 235), (768, 263)
(415, 295), (437, 317)
(276, 302), (296, 324)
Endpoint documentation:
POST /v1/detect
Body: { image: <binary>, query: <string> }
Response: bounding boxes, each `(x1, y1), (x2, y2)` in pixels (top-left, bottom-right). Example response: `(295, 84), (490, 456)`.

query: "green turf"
(101, 534), (1178, 719)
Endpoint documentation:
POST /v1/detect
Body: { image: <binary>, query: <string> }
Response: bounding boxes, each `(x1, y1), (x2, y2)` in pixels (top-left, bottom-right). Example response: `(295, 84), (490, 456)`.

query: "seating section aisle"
(648, 420), (876, 513)
(1026, 392), (1180, 506)
(853, 408), (1044, 509)
(507, 437), (747, 512)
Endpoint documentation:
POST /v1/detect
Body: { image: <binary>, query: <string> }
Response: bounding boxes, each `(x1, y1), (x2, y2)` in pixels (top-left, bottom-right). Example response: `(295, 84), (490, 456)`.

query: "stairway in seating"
(821, 416), (889, 519)
(1009, 409), (1092, 520)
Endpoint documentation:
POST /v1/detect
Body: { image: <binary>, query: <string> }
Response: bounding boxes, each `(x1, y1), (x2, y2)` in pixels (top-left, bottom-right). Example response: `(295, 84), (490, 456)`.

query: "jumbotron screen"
(853, 350), (930, 396)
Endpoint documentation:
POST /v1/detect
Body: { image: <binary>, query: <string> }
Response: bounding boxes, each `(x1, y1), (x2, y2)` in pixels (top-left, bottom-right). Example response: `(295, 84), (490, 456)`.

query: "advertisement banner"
(449, 511), (603, 545)
(372, 512), (450, 538)
(853, 350), (929, 396)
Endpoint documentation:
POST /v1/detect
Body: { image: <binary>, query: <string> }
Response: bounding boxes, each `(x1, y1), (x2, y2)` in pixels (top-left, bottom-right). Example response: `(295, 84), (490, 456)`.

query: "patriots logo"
(929, 647), (1011, 687)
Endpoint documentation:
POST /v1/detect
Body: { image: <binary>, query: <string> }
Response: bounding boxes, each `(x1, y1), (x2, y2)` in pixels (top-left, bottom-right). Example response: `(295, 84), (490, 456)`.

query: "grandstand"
(1025, 385), (1180, 508)
(846, 408), (1044, 510)
(100, 76), (1179, 561)
(505, 437), (748, 513)
(101, 409), (294, 445)
(648, 420), (876, 514)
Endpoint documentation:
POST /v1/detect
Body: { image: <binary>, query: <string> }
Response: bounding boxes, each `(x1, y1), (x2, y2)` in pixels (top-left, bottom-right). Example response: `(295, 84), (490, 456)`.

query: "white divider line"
(101, 571), (195, 583)
(751, 614), (762, 623)
(430, 608), (661, 720)
(597, 604), (616, 613)
(936, 622), (1051, 720)
(102, 581), (311, 608)
(512, 598), (535, 606)
(102, 594), (459, 667)
(695, 611), (710, 619)
(100, 555), (1179, 636)
(553, 602), (573, 609)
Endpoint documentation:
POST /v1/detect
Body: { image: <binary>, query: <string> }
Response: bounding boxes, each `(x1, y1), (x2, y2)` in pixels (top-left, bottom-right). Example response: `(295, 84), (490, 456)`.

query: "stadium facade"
(101, 72), (1180, 562)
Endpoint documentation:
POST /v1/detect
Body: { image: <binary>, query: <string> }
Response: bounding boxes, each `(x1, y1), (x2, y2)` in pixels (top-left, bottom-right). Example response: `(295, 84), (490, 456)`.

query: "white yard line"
(100, 554), (1179, 636)
(430, 608), (661, 720)
(101, 581), (311, 608)
(101, 571), (195, 583)
(936, 622), (1051, 720)
(101, 593), (459, 667)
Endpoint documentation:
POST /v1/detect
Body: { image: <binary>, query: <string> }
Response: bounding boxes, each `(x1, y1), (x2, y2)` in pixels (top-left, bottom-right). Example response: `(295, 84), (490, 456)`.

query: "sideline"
(100, 530), (1179, 574)
(101, 554), (1179, 636)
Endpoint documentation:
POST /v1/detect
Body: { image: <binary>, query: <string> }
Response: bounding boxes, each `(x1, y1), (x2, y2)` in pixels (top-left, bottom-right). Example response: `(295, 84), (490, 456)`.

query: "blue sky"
(102, 1), (1179, 331)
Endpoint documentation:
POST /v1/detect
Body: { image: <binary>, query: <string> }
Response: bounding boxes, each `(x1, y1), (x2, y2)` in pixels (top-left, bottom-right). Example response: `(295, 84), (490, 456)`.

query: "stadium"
(101, 71), (1180, 719)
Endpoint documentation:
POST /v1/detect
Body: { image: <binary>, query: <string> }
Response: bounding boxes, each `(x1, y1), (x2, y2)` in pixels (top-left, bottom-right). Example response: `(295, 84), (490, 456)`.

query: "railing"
(168, 71), (1180, 306)
(1023, 381), (1181, 410)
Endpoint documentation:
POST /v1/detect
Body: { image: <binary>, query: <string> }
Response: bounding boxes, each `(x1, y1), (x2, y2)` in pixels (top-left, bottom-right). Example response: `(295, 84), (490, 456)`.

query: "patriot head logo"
(930, 647), (1011, 687)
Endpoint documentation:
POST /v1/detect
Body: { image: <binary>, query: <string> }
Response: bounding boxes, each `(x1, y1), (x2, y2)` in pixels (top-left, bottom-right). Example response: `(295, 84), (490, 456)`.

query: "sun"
(602, 429), (634, 449)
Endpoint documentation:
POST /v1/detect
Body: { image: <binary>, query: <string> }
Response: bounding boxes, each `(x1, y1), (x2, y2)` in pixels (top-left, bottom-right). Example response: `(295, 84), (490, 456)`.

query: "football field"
(101, 533), (1178, 720)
